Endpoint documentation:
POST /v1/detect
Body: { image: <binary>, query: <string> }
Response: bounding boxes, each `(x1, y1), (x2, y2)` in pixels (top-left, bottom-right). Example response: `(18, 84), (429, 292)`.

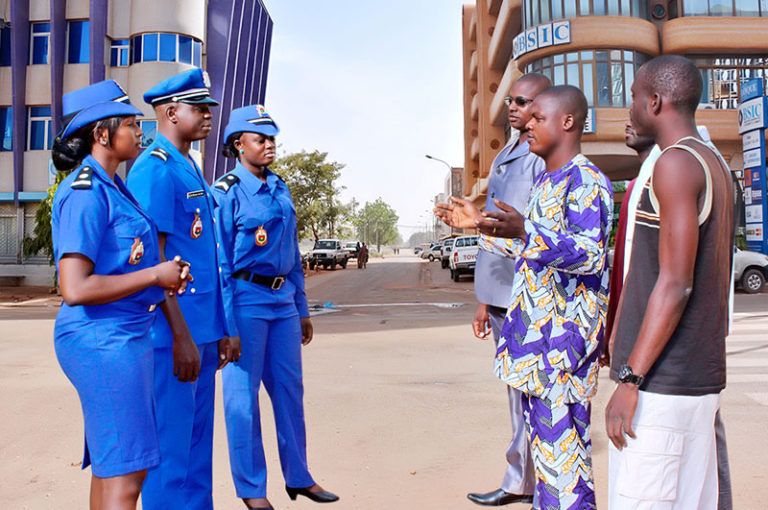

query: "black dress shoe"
(467, 488), (534, 506)
(285, 484), (339, 503)
(241, 498), (274, 510)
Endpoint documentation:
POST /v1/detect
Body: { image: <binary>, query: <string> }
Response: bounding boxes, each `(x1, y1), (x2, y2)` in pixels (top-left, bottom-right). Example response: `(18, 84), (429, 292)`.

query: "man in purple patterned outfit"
(436, 85), (613, 509)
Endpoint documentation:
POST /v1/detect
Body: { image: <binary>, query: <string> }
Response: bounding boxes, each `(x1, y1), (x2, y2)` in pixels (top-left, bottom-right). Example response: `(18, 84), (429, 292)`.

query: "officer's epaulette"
(214, 173), (240, 192)
(150, 147), (169, 162)
(70, 167), (94, 189)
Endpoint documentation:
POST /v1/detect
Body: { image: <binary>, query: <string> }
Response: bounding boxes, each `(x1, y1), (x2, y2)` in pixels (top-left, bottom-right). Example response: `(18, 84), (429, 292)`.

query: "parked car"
(450, 235), (479, 281)
(309, 239), (349, 270)
(420, 244), (442, 262)
(440, 238), (455, 269)
(413, 246), (423, 255)
(342, 241), (360, 259)
(734, 248), (768, 294)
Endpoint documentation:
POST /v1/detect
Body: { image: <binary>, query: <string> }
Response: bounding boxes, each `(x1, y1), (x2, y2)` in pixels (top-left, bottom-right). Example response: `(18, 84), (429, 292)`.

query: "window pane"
(33, 23), (50, 33)
(0, 27), (11, 66)
(582, 63), (594, 106)
(193, 41), (202, 67)
(685, 0), (709, 15)
(159, 33), (176, 62)
(110, 47), (118, 67)
(736, 0), (761, 15)
(0, 107), (11, 151)
(531, 0), (540, 25)
(119, 48), (129, 66)
(593, 0), (606, 15)
(564, 0), (577, 17)
(612, 62), (624, 106)
(552, 0), (563, 19)
(567, 63), (580, 87)
(132, 36), (142, 64)
(32, 35), (49, 64)
(710, 0), (732, 15)
(554, 64), (565, 85)
(143, 33), (158, 62)
(30, 120), (46, 150)
(597, 61), (611, 106)
(30, 106), (51, 117)
(68, 21), (90, 64)
(541, 0), (551, 22)
(179, 36), (192, 64)
(47, 119), (53, 149)
(625, 62), (634, 106)
(141, 120), (157, 148)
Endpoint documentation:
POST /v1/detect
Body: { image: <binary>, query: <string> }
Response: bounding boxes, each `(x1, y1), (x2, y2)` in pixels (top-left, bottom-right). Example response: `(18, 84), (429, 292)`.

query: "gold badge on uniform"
(129, 238), (144, 265)
(255, 226), (268, 246)
(191, 213), (203, 239)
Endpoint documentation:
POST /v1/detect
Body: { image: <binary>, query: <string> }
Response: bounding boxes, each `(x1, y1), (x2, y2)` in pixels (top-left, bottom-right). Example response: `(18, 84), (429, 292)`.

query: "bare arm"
(605, 149), (705, 449)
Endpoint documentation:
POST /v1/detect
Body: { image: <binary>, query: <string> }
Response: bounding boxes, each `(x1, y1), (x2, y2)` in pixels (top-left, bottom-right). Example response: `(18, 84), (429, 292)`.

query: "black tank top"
(610, 137), (734, 396)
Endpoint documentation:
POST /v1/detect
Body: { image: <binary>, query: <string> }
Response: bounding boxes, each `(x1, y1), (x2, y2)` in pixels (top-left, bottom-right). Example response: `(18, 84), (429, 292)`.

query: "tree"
(354, 198), (399, 252)
(272, 150), (349, 241)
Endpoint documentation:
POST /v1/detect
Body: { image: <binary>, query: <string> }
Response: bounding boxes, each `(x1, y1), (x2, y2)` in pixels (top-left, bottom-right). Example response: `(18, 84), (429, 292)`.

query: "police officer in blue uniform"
(51, 81), (192, 509)
(126, 68), (239, 510)
(214, 105), (339, 510)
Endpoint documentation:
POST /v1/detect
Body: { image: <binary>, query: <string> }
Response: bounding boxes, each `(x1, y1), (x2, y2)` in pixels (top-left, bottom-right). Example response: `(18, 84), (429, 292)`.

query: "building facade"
(0, 0), (272, 274)
(462, 0), (768, 209)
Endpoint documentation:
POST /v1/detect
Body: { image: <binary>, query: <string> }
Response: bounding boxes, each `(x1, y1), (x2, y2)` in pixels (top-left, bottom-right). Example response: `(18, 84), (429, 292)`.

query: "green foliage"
(22, 171), (68, 267)
(272, 150), (349, 241)
(353, 198), (399, 252)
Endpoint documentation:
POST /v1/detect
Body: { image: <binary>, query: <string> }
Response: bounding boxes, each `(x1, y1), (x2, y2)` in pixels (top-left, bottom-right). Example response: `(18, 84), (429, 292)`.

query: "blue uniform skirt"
(54, 309), (160, 478)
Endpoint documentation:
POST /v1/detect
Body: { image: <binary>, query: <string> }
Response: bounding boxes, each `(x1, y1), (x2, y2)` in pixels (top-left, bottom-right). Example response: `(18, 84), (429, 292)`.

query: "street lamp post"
(425, 154), (455, 234)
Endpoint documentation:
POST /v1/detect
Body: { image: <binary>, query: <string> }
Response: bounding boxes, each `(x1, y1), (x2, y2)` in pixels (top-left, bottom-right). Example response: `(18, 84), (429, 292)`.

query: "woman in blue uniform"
(214, 105), (339, 510)
(51, 82), (193, 509)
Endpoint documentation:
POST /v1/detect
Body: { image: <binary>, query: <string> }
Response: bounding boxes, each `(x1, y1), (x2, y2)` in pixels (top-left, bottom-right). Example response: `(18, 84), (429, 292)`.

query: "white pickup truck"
(449, 235), (479, 282)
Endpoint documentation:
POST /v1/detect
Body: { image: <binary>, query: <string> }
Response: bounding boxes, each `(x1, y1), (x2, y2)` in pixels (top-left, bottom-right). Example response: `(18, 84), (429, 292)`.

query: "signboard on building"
(740, 78), (768, 254)
(583, 108), (595, 134)
(513, 21), (570, 60)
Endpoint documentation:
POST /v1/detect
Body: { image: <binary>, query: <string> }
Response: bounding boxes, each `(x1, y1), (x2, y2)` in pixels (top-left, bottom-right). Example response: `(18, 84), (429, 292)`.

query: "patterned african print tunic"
(481, 153), (613, 406)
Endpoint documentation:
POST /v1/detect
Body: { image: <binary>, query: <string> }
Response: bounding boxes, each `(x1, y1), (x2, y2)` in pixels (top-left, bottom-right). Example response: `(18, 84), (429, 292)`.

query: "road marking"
(745, 393), (768, 407)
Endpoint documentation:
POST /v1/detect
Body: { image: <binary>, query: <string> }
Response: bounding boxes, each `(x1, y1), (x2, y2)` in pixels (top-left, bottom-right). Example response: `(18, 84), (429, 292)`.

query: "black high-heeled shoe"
(241, 497), (274, 510)
(285, 484), (339, 503)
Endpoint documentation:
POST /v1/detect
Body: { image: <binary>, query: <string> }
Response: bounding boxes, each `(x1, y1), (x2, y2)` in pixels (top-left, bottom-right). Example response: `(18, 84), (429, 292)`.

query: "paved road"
(0, 255), (766, 509)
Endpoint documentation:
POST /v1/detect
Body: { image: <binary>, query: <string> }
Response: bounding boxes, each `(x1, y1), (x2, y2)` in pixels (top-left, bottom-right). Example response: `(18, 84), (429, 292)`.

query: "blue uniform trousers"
(222, 312), (315, 498)
(141, 341), (219, 510)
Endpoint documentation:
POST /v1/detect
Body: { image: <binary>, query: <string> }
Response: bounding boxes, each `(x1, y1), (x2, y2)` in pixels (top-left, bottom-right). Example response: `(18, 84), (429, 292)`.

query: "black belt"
(233, 270), (286, 290)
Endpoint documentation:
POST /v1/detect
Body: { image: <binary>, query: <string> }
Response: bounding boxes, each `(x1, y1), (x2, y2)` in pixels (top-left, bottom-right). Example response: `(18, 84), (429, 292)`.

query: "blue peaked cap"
(60, 80), (142, 140)
(143, 68), (219, 106)
(223, 104), (279, 143)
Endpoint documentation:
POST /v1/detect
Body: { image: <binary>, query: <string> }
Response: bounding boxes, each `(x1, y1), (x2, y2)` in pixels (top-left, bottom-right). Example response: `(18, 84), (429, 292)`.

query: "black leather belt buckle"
(271, 276), (285, 290)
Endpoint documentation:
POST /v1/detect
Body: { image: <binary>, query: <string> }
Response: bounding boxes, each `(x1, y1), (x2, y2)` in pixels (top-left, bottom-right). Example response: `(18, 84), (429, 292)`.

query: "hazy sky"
(263, 1), (467, 241)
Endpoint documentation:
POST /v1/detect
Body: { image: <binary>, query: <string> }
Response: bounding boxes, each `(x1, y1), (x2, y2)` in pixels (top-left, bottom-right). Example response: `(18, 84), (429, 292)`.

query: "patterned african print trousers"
(522, 395), (596, 510)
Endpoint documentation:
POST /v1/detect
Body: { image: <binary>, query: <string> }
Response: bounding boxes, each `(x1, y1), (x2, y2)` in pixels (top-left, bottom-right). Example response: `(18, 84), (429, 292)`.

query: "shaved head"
(516, 72), (552, 93)
(636, 55), (702, 115)
(536, 85), (589, 130)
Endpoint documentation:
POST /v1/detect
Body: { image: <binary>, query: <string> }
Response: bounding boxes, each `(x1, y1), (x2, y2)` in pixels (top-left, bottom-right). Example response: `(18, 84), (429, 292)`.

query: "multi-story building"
(0, 0), (272, 281)
(461, 1), (767, 210)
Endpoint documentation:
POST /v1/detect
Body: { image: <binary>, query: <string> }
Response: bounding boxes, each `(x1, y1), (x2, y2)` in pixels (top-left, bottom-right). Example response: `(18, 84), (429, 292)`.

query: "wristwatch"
(618, 364), (645, 387)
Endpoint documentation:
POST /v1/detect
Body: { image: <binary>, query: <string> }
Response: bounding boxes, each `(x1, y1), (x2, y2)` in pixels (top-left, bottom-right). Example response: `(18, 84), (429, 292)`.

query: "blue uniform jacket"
(213, 162), (309, 337)
(52, 155), (165, 321)
(126, 133), (228, 346)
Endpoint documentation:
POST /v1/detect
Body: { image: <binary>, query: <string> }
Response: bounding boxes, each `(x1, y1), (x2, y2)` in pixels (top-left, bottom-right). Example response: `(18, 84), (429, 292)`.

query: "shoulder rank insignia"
(214, 173), (240, 192)
(150, 147), (169, 162)
(70, 167), (94, 189)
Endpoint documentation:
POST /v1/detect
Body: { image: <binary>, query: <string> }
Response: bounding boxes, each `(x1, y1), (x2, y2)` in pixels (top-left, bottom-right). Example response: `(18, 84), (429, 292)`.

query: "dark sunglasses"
(504, 95), (534, 107)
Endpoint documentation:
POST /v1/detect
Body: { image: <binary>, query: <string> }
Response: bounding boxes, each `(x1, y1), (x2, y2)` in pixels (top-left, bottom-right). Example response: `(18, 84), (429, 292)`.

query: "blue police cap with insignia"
(223, 104), (279, 143)
(62, 80), (131, 125)
(60, 80), (143, 141)
(143, 68), (219, 107)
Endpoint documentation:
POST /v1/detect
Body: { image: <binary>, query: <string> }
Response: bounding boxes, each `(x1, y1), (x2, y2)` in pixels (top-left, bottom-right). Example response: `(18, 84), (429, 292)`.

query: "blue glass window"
(159, 33), (176, 62)
(132, 36), (142, 65)
(142, 33), (158, 62)
(179, 36), (192, 64)
(67, 20), (90, 64)
(0, 27), (11, 67)
(0, 107), (12, 151)
(140, 120), (157, 148)
(191, 140), (201, 152)
(27, 106), (53, 151)
(30, 22), (51, 65)
(111, 39), (130, 67)
(193, 40), (202, 67)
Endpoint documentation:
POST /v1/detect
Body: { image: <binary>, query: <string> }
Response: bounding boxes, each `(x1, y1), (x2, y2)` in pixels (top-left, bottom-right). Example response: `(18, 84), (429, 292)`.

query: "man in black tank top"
(606, 56), (734, 510)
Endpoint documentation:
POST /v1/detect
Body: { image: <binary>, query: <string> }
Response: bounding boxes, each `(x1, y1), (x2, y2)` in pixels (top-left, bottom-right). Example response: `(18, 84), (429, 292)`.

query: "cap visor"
(61, 102), (143, 140)
(180, 96), (219, 106)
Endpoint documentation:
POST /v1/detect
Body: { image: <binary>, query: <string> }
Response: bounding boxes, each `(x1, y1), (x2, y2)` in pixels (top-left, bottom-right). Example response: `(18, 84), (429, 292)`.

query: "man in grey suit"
(467, 73), (551, 507)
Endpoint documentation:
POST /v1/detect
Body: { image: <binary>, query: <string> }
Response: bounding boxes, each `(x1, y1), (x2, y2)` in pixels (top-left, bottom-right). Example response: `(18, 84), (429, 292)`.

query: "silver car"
(734, 248), (768, 294)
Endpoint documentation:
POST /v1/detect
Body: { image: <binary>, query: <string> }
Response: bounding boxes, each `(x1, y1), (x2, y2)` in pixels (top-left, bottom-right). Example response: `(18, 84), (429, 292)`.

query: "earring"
(100, 139), (108, 146)
(239, 149), (244, 154)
